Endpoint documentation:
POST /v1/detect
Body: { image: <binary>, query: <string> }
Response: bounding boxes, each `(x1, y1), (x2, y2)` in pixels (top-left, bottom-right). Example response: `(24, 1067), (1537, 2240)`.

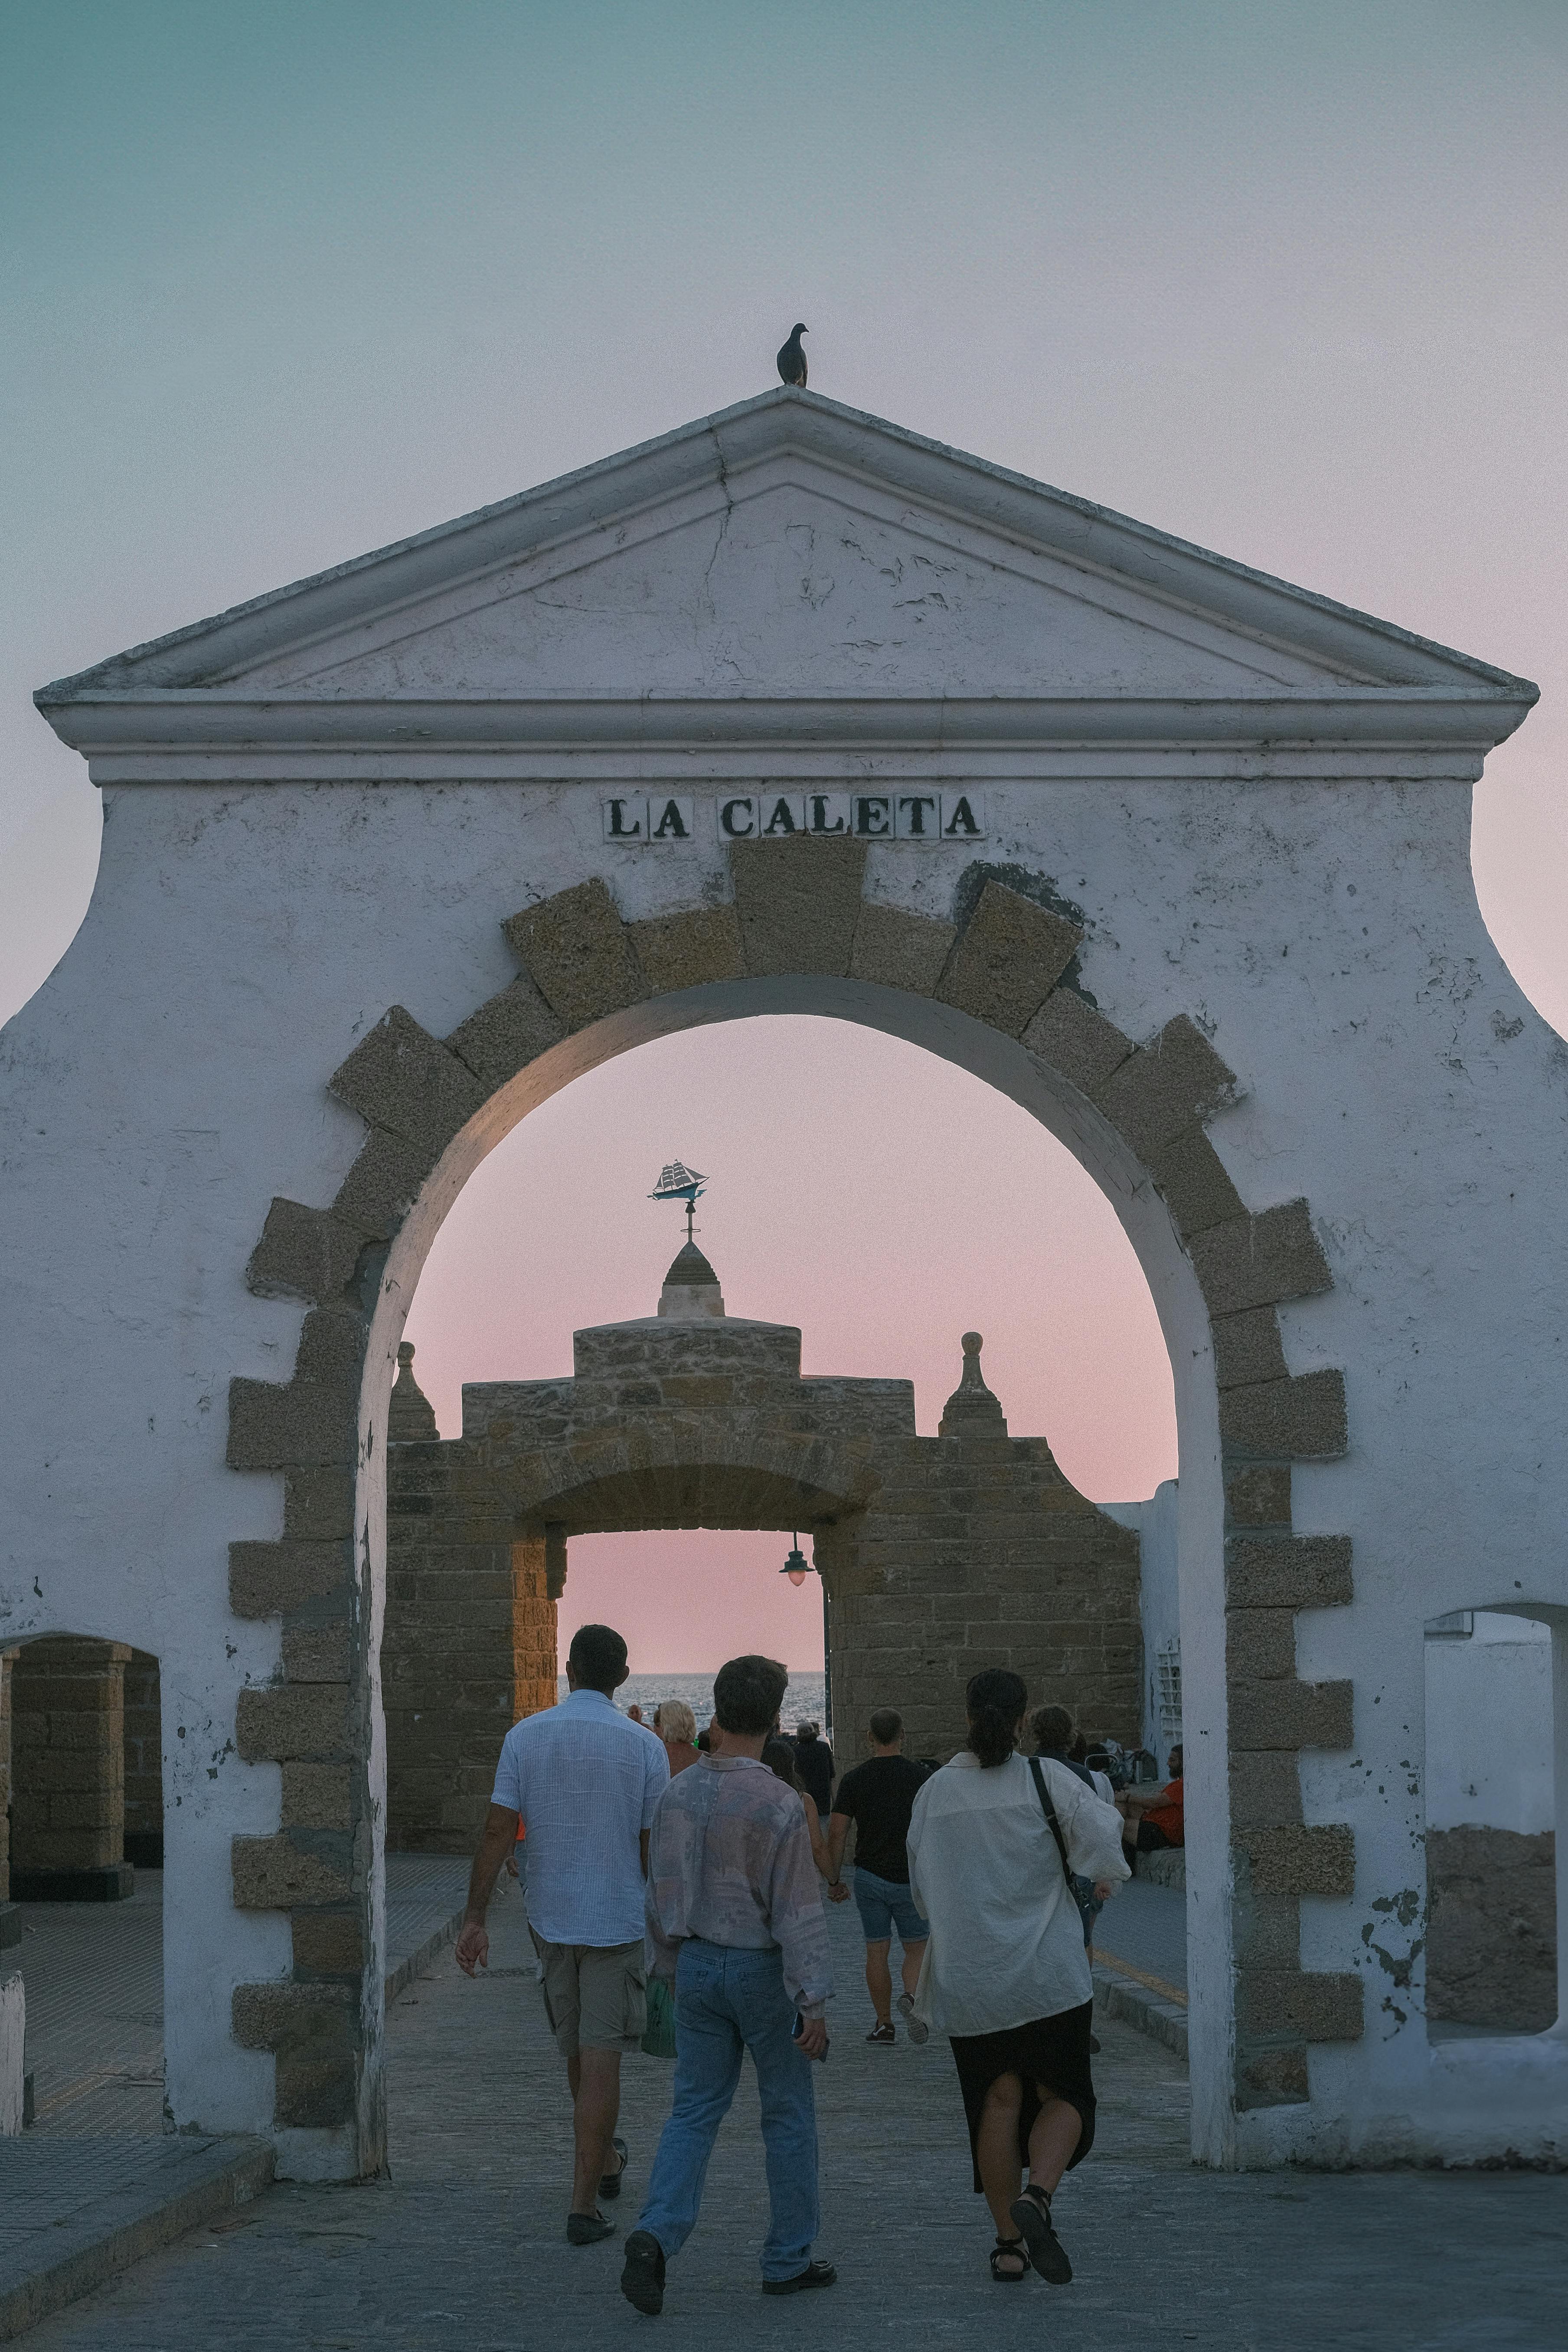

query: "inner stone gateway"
(382, 1246), (1143, 1850)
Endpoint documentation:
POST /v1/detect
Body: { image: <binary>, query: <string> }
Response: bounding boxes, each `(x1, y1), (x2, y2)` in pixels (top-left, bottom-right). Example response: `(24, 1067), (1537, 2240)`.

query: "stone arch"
(226, 839), (1356, 2168)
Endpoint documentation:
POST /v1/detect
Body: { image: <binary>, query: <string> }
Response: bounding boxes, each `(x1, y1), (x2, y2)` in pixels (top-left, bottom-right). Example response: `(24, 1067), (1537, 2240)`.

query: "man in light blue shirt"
(457, 1623), (668, 2243)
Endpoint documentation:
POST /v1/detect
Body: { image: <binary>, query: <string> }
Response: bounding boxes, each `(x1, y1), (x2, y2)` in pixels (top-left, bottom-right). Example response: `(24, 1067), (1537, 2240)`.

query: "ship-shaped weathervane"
(649, 1159), (707, 1247)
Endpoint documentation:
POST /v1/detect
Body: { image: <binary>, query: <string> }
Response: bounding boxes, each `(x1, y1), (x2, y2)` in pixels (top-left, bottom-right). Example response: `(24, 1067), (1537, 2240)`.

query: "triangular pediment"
(38, 391), (1535, 765)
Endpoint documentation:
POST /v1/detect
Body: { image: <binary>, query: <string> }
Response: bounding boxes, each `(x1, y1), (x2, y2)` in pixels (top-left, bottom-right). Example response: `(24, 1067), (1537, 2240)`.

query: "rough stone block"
(1234, 2045), (1310, 2108)
(444, 974), (565, 1092)
(1237, 1824), (1356, 1898)
(292, 1909), (365, 1978)
(332, 1126), (434, 1241)
(1225, 1463), (1291, 1527)
(504, 879), (648, 1028)
(1191, 1199), (1333, 1316)
(227, 1377), (358, 1472)
(1239, 1967), (1363, 2043)
(1427, 1825), (1558, 2032)
(231, 1540), (351, 1620)
(628, 904), (745, 993)
(1021, 988), (1134, 1094)
(1095, 1015), (1239, 1161)
(275, 2047), (358, 2129)
(231, 1832), (354, 1909)
(1212, 1307), (1288, 1392)
(849, 900), (956, 994)
(232, 1978), (356, 2053)
(1228, 1678), (1353, 1753)
(937, 881), (1081, 1036)
(1225, 1607), (1297, 1681)
(285, 1466), (357, 1543)
(1219, 1370), (1347, 1461)
(281, 1761), (354, 1831)
(1230, 1749), (1303, 1827)
(1226, 1535), (1353, 1610)
(329, 1006), (486, 1158)
(729, 836), (867, 976)
(236, 1684), (351, 1762)
(282, 1622), (354, 1682)
(246, 1199), (367, 1306)
(1144, 1126), (1246, 1239)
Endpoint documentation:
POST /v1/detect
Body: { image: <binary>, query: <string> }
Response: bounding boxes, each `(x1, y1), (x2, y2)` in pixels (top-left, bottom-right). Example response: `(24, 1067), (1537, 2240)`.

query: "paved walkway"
(13, 1872), (1566, 2351)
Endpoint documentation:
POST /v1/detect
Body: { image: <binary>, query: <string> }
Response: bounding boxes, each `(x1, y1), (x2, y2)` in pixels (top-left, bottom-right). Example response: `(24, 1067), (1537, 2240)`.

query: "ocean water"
(558, 1670), (828, 1734)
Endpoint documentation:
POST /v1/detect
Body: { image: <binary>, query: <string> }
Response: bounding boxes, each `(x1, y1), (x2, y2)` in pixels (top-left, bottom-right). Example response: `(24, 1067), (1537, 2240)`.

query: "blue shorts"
(853, 1867), (930, 1947)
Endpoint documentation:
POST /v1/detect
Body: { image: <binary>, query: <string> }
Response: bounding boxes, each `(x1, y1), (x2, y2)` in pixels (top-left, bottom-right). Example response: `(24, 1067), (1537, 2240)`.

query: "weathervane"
(649, 1159), (707, 1248)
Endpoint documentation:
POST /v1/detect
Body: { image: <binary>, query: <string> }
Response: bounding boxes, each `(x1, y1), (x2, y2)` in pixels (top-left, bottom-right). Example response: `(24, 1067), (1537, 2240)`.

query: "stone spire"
(388, 1341), (438, 1443)
(938, 1331), (1008, 1440)
(657, 1241), (725, 1322)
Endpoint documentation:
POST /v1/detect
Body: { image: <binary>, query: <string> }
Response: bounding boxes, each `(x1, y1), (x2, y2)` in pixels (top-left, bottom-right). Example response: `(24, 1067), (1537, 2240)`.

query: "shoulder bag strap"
(1027, 1754), (1073, 1882)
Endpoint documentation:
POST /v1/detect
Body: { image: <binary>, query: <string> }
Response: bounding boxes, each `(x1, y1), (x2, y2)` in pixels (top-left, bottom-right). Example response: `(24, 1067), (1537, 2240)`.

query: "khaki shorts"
(530, 1929), (647, 2058)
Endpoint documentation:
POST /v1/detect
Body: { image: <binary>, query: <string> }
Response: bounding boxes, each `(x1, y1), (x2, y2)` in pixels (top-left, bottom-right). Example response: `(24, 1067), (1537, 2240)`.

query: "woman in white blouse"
(907, 1668), (1129, 2288)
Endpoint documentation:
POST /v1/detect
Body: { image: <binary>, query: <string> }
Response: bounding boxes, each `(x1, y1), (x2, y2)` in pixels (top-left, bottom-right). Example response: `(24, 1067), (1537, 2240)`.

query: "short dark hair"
(567, 1623), (628, 1694)
(868, 1708), (903, 1745)
(713, 1653), (788, 1736)
(1168, 1744), (1184, 1776)
(1031, 1704), (1073, 1755)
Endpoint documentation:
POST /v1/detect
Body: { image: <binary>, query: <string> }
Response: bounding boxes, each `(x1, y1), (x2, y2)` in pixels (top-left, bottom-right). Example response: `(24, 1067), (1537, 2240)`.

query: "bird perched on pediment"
(776, 323), (808, 387)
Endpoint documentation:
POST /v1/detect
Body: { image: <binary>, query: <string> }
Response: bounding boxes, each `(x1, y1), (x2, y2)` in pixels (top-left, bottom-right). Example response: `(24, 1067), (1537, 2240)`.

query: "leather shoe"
(762, 2260), (837, 2295)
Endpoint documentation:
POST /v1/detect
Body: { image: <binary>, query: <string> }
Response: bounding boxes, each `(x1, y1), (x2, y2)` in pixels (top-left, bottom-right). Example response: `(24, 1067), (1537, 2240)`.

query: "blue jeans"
(637, 1938), (820, 2281)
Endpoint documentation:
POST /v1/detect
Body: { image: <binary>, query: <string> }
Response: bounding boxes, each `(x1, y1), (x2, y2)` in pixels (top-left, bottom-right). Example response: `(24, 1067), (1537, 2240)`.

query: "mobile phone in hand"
(792, 2012), (829, 2061)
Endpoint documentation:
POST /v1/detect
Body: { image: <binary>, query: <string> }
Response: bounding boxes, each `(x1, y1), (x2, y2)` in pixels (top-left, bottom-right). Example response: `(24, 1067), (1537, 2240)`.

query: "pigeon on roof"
(776, 324), (808, 387)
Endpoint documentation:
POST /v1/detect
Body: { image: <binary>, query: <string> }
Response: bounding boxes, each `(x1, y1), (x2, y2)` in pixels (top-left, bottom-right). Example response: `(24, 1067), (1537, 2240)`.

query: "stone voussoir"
(729, 834), (867, 977)
(627, 903), (745, 993)
(504, 877), (649, 1029)
(444, 973), (565, 1093)
(1094, 1014), (1239, 1160)
(849, 899), (957, 994)
(246, 1198), (369, 1305)
(329, 1005), (487, 1156)
(937, 880), (1082, 1036)
(1021, 987), (1134, 1095)
(1191, 1198), (1333, 1316)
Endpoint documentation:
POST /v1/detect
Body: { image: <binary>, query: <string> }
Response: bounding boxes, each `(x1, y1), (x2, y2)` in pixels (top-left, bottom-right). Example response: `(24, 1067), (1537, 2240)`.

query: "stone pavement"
(13, 1870), (1567, 2351)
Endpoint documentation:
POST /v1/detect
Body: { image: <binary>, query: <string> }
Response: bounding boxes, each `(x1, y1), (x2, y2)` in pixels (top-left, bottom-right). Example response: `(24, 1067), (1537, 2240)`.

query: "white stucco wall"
(5, 393), (1563, 2169)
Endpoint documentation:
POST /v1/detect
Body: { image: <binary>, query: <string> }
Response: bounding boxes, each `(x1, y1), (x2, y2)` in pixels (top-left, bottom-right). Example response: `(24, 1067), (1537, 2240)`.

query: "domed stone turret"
(938, 1331), (1008, 1440)
(657, 1240), (725, 1322)
(388, 1340), (439, 1443)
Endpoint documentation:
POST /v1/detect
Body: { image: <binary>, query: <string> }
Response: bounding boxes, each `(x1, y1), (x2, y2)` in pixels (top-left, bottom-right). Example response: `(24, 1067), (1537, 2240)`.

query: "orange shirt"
(1144, 1778), (1184, 1846)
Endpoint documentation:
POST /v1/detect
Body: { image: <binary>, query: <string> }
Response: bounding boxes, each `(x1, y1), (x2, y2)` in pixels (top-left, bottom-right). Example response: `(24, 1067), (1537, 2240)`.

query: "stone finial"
(938, 1330), (1008, 1440)
(657, 1241), (725, 1322)
(388, 1340), (438, 1444)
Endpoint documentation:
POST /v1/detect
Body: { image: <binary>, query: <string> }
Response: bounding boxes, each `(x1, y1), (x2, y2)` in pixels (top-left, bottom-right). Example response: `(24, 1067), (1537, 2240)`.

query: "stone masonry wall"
(0, 1650), (13, 1902)
(1425, 1826), (1558, 2032)
(122, 1648), (163, 1868)
(9, 1637), (131, 1883)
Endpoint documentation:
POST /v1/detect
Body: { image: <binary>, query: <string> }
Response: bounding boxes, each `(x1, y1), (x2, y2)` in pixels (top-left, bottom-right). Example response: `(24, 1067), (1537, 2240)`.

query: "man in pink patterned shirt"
(621, 1655), (835, 2315)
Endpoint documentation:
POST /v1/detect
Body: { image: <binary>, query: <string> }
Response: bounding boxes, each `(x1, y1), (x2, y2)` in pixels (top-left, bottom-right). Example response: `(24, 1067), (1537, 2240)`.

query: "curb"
(1092, 1959), (1189, 2063)
(0, 2137), (274, 2344)
(383, 1902), (467, 2006)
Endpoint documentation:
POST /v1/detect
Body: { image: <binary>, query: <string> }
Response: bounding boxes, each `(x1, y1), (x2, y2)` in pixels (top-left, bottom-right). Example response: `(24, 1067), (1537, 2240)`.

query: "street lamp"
(781, 1533), (810, 1586)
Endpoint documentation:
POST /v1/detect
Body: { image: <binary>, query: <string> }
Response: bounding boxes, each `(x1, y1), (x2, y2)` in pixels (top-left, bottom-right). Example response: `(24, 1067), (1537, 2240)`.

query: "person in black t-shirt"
(826, 1709), (932, 2045)
(790, 1721), (835, 1815)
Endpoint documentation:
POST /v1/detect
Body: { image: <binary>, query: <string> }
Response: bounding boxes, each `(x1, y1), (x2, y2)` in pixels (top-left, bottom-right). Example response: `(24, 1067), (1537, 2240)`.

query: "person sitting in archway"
(653, 1700), (700, 1776)
(1116, 1744), (1183, 1874)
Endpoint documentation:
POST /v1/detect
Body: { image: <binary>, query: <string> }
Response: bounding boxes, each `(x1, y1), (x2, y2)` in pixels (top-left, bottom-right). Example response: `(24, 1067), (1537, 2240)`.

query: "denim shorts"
(853, 1866), (930, 1947)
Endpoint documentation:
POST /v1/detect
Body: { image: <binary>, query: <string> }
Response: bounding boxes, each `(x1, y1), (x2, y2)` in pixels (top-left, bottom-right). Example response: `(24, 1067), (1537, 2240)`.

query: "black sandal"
(1009, 2184), (1072, 2285)
(990, 2235), (1030, 2282)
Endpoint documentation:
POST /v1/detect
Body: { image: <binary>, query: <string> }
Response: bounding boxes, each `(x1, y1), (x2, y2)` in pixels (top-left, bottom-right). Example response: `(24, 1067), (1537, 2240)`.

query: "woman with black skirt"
(906, 1668), (1129, 2286)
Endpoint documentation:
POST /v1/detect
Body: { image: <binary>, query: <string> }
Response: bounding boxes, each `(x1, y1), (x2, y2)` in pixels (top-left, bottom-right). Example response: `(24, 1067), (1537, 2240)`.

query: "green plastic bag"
(641, 1974), (677, 2059)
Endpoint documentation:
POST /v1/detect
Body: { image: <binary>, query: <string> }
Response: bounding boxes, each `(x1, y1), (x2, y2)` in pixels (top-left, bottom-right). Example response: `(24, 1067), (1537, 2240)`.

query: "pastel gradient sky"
(4, 5), (1565, 1671)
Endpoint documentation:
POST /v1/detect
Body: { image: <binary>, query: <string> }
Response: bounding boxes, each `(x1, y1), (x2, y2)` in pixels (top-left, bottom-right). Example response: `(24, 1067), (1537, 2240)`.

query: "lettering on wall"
(601, 792), (987, 845)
